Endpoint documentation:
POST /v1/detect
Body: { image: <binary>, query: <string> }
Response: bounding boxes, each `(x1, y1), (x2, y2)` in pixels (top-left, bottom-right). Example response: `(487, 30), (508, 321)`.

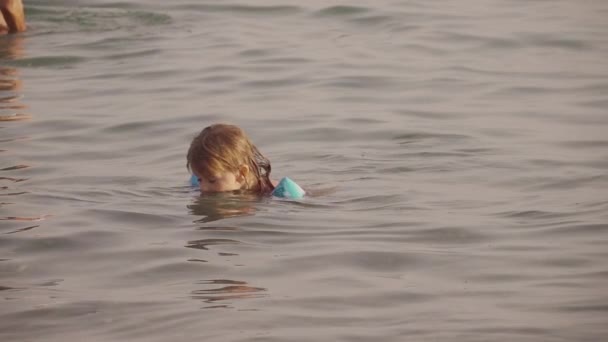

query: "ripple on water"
(81, 208), (182, 228)
(395, 109), (460, 120)
(349, 15), (398, 27)
(11, 230), (121, 254)
(277, 250), (427, 273)
(0, 164), (29, 171)
(495, 209), (577, 221)
(533, 174), (608, 191)
(435, 31), (523, 50)
(557, 139), (608, 151)
(30, 6), (171, 31)
(0, 214), (48, 230)
(0, 177), (27, 183)
(0, 300), (196, 342)
(2, 225), (39, 235)
(319, 75), (399, 89)
(521, 33), (591, 50)
(185, 238), (244, 251)
(240, 77), (307, 89)
(192, 279), (267, 304)
(536, 223), (608, 237)
(392, 131), (473, 145)
(284, 288), (434, 312)
(578, 98), (608, 109)
(103, 48), (163, 61)
(4, 56), (86, 69)
(315, 5), (371, 17)
(173, 3), (302, 15)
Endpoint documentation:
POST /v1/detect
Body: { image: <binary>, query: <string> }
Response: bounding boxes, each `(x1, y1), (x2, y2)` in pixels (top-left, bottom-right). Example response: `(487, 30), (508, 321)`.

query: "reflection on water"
(0, 32), (32, 234)
(185, 238), (243, 251)
(185, 193), (269, 308)
(187, 193), (259, 223)
(192, 279), (267, 307)
(0, 35), (28, 122)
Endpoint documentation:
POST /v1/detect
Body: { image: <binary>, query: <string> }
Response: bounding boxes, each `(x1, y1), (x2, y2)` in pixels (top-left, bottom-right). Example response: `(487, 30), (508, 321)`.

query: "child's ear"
(237, 164), (250, 182)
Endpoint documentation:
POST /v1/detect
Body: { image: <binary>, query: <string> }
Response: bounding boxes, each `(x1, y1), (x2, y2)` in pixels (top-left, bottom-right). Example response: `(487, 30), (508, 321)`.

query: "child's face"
(193, 169), (243, 193)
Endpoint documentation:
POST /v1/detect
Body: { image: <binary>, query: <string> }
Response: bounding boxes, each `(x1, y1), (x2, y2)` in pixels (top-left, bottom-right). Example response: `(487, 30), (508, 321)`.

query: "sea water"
(1, 1), (607, 341)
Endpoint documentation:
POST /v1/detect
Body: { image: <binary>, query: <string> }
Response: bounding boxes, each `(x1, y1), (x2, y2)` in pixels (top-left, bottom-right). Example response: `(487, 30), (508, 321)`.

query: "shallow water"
(1, 1), (608, 341)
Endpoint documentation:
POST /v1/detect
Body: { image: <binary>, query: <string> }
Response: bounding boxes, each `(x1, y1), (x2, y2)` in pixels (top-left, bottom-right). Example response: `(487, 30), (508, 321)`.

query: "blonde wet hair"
(187, 124), (274, 194)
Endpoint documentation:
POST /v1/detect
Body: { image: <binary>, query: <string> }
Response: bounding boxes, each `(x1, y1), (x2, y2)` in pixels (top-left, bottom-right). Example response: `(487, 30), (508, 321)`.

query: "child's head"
(187, 124), (274, 194)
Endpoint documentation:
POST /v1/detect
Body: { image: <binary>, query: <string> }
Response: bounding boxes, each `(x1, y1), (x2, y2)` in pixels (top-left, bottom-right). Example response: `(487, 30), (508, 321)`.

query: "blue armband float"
(271, 177), (305, 199)
(191, 174), (199, 187)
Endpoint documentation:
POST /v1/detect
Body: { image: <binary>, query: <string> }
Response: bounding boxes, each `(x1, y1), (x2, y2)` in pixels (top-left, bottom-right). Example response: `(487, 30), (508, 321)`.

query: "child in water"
(187, 124), (276, 194)
(187, 124), (305, 198)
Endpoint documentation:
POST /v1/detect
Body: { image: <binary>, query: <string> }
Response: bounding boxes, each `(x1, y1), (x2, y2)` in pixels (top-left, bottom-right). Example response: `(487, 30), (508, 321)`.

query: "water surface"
(1, 1), (607, 341)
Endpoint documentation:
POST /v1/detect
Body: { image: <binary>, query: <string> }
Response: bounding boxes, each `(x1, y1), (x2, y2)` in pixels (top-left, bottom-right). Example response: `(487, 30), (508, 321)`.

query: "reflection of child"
(187, 124), (276, 194)
(0, 0), (26, 34)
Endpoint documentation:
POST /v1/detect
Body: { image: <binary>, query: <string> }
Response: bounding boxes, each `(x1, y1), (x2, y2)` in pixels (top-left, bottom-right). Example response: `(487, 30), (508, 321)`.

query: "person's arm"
(0, 0), (26, 33)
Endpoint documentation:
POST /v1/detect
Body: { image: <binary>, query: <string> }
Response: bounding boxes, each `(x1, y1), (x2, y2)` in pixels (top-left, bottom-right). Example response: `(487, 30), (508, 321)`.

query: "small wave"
(0, 164), (29, 171)
(241, 77), (306, 89)
(174, 4), (301, 15)
(539, 223), (608, 236)
(349, 15), (395, 26)
(4, 225), (39, 235)
(315, 6), (371, 17)
(392, 131), (472, 144)
(0, 191), (27, 196)
(395, 109), (457, 120)
(244, 57), (312, 65)
(578, 98), (608, 109)
(522, 33), (591, 50)
(277, 250), (426, 273)
(319, 75), (398, 89)
(534, 174), (608, 191)
(0, 176), (27, 182)
(0, 135), (28, 143)
(83, 208), (181, 227)
(495, 210), (574, 220)
(10, 230), (122, 254)
(5, 56), (86, 69)
(103, 48), (162, 61)
(557, 303), (608, 313)
(557, 140), (608, 150)
(0, 215), (50, 221)
(185, 238), (244, 251)
(437, 31), (522, 50)
(88, 2), (141, 10)
(28, 5), (171, 34)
